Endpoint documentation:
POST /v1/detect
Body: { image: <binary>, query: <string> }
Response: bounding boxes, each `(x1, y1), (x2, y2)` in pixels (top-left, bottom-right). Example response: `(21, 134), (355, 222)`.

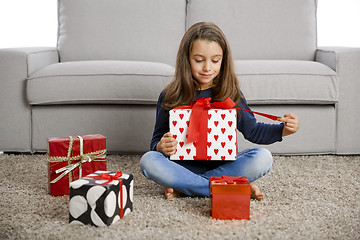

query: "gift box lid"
(47, 134), (106, 157)
(70, 170), (132, 187)
(210, 176), (251, 195)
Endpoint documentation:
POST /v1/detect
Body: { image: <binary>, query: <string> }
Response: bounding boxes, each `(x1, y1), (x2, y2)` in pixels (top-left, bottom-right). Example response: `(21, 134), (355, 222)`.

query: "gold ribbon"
(48, 135), (106, 184)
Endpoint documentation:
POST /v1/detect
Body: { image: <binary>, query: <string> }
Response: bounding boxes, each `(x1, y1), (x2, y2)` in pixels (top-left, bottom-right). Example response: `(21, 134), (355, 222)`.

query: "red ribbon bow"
(211, 176), (249, 184)
(175, 97), (235, 143)
(88, 171), (123, 185)
(87, 171), (125, 217)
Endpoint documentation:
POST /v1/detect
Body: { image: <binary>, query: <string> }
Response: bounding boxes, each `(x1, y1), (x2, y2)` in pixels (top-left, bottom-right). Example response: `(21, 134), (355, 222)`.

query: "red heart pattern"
(169, 109), (237, 161)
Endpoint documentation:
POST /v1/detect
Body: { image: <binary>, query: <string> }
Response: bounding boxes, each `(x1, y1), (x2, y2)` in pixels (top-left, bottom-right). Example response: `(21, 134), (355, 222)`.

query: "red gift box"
(209, 176), (251, 220)
(47, 134), (107, 196)
(170, 97), (237, 161)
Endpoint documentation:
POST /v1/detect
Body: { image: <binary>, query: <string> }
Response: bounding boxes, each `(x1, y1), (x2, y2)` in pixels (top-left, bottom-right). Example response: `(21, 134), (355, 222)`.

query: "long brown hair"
(163, 22), (242, 110)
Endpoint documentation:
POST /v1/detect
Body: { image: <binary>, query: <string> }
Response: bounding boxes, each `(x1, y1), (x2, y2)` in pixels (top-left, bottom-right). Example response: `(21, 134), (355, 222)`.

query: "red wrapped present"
(209, 176), (251, 220)
(170, 97), (237, 161)
(47, 134), (107, 196)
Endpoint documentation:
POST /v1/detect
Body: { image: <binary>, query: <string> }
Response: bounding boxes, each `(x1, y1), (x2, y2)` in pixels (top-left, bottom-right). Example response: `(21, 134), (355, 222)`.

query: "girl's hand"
(156, 132), (178, 156)
(278, 113), (299, 137)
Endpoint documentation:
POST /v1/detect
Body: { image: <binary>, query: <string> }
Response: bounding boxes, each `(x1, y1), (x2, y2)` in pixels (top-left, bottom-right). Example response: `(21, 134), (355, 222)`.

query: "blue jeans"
(140, 147), (273, 197)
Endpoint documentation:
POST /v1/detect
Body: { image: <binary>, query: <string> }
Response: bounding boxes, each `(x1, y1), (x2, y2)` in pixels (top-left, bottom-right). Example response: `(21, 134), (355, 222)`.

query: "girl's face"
(190, 39), (223, 90)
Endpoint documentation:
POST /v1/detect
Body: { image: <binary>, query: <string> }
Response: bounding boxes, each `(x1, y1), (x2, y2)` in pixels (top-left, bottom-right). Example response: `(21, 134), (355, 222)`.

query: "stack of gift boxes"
(47, 97), (252, 226)
(170, 97), (251, 220)
(47, 134), (133, 226)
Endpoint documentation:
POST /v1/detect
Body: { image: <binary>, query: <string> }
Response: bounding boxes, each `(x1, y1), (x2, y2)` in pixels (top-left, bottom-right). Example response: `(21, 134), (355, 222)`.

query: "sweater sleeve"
(150, 92), (169, 151)
(237, 96), (284, 144)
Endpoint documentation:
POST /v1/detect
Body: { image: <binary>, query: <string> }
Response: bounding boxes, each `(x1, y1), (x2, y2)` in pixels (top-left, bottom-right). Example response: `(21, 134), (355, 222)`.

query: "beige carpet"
(0, 154), (359, 240)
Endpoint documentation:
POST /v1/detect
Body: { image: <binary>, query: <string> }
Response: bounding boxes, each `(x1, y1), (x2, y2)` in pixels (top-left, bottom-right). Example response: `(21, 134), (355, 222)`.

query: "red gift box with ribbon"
(47, 134), (107, 196)
(170, 97), (238, 161)
(209, 176), (251, 220)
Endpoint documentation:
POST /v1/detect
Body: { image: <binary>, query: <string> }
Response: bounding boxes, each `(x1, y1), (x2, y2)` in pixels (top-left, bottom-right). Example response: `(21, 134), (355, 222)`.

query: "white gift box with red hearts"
(169, 108), (237, 161)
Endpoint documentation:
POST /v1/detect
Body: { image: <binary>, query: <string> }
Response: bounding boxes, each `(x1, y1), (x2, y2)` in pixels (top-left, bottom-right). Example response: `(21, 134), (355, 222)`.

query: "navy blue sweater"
(150, 88), (284, 151)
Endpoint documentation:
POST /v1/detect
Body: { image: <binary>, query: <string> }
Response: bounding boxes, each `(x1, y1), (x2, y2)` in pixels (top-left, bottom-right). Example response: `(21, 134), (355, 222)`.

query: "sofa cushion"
(187, 0), (317, 60)
(27, 60), (337, 106)
(57, 0), (186, 65)
(27, 61), (174, 105)
(236, 60), (339, 104)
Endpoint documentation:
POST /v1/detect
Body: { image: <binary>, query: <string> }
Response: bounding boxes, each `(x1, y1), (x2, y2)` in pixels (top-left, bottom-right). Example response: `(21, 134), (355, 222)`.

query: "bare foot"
(251, 184), (264, 201)
(164, 187), (182, 200)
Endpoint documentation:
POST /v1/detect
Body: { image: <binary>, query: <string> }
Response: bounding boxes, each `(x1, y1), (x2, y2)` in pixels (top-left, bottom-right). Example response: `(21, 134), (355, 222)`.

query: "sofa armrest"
(316, 47), (360, 154)
(0, 47), (59, 152)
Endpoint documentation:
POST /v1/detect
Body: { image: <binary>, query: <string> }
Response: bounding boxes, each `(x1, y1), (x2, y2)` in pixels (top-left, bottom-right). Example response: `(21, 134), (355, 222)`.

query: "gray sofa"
(1, 0), (359, 155)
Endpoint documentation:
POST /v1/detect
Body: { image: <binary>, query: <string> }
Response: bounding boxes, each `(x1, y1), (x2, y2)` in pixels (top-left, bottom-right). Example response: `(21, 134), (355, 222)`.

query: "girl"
(140, 22), (299, 200)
